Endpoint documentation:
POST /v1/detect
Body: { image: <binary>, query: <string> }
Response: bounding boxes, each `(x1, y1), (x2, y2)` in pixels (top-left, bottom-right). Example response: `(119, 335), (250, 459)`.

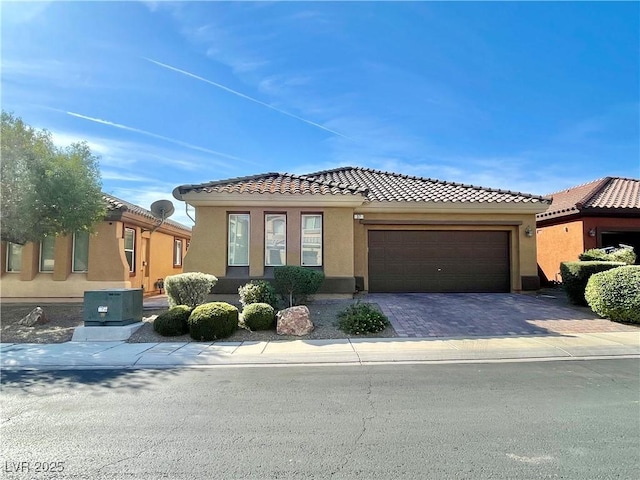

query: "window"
(301, 214), (322, 266)
(40, 236), (55, 272)
(265, 214), (286, 266)
(124, 228), (135, 272)
(6, 243), (22, 272)
(228, 214), (250, 266)
(174, 238), (183, 266)
(73, 231), (89, 272)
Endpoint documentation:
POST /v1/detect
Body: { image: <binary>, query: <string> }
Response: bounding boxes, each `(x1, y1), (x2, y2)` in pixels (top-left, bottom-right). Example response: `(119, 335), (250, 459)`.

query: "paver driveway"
(366, 292), (639, 338)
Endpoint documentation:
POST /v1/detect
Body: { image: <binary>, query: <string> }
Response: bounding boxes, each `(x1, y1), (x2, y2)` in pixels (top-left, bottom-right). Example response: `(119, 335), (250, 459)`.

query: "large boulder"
(18, 307), (49, 327)
(276, 306), (314, 336)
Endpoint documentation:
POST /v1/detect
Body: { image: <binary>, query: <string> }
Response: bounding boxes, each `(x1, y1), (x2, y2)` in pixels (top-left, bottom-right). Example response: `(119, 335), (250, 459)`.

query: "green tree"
(1, 111), (106, 244)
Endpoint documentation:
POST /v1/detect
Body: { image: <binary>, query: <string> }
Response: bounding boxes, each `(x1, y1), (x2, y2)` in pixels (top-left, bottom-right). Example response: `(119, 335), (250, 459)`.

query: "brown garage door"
(368, 230), (510, 293)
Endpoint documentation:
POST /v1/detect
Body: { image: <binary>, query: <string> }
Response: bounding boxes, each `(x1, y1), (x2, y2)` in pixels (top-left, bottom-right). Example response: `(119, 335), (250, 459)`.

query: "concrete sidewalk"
(2, 332), (638, 370)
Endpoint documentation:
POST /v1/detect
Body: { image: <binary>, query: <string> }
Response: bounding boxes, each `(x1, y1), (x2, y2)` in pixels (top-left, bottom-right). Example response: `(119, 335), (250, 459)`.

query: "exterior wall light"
(524, 226), (534, 237)
(588, 228), (596, 237)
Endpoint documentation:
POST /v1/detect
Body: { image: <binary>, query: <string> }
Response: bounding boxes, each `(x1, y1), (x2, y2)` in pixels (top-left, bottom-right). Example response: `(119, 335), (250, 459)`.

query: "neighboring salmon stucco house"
(1, 194), (192, 301)
(172, 167), (551, 294)
(536, 177), (640, 284)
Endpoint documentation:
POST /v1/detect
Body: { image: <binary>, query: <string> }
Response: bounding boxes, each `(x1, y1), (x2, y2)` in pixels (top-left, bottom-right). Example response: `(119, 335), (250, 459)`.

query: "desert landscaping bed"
(0, 300), (396, 344)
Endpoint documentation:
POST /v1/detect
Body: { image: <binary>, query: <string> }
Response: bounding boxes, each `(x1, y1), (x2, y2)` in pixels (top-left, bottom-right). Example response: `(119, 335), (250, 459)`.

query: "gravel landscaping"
(1, 299), (396, 344)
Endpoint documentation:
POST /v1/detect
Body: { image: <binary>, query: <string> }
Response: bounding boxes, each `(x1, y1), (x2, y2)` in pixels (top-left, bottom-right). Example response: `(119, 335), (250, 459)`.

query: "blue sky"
(2, 1), (639, 227)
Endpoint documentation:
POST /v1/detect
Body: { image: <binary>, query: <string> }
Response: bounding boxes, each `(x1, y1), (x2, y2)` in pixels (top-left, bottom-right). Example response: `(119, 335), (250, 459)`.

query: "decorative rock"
(18, 307), (49, 327)
(276, 305), (314, 336)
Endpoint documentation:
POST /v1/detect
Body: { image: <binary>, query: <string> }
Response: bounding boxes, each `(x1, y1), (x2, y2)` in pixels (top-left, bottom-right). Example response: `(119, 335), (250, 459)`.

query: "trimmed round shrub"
(580, 248), (636, 265)
(337, 302), (390, 335)
(238, 280), (278, 309)
(609, 248), (637, 265)
(585, 266), (640, 324)
(153, 305), (192, 336)
(165, 272), (218, 308)
(188, 302), (238, 341)
(579, 249), (612, 262)
(242, 303), (276, 331)
(560, 261), (625, 305)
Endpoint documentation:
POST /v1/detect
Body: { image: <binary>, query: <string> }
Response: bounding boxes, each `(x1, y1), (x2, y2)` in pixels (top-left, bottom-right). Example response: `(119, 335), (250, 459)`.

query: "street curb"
(2, 354), (638, 371)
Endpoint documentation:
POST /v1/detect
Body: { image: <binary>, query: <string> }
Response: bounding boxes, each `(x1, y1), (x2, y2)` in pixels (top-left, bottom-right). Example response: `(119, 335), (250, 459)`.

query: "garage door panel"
(368, 230), (510, 293)
(369, 275), (405, 292)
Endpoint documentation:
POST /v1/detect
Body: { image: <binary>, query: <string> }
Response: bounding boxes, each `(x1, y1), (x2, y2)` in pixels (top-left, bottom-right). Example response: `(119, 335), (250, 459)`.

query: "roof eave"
(357, 200), (550, 214)
(179, 191), (366, 208)
(536, 207), (640, 226)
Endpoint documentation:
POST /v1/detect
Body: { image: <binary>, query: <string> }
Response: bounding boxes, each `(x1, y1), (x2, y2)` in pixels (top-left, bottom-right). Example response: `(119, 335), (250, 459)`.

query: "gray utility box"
(83, 289), (143, 326)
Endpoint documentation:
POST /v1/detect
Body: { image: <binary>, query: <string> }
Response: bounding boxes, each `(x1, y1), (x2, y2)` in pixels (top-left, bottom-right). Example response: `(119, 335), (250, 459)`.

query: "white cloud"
(2, 58), (66, 80)
(66, 111), (250, 162)
(101, 170), (151, 182)
(49, 131), (112, 157)
(144, 58), (348, 138)
(48, 127), (240, 195)
(1, 1), (52, 24)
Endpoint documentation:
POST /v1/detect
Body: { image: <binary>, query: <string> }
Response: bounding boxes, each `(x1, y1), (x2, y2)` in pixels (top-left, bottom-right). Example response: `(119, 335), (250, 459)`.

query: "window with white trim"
(6, 243), (22, 272)
(228, 214), (250, 266)
(40, 236), (55, 272)
(301, 214), (322, 266)
(174, 238), (183, 266)
(73, 231), (89, 272)
(124, 228), (135, 272)
(265, 214), (286, 266)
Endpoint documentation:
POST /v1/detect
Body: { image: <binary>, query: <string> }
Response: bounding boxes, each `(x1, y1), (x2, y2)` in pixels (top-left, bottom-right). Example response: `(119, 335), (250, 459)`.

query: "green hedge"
(242, 303), (275, 331)
(274, 266), (324, 307)
(579, 248), (636, 265)
(153, 305), (192, 336)
(585, 266), (640, 324)
(560, 261), (625, 305)
(238, 280), (278, 309)
(188, 302), (238, 341)
(165, 272), (218, 308)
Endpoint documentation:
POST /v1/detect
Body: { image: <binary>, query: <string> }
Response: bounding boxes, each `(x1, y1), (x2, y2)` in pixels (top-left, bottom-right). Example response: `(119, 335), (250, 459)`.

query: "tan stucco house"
(536, 177), (640, 284)
(172, 167), (551, 294)
(1, 194), (192, 301)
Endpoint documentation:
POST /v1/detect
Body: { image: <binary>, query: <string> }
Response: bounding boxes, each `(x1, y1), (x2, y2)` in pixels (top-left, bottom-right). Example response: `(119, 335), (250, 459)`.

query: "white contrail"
(144, 57), (349, 138)
(66, 111), (248, 162)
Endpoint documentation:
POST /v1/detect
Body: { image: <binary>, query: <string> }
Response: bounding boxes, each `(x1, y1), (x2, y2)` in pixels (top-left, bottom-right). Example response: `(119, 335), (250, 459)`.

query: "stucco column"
(183, 207), (227, 277)
(323, 208), (354, 277)
(249, 210), (264, 277)
(20, 242), (39, 281)
(53, 235), (72, 281)
(0, 242), (7, 277)
(286, 210), (301, 266)
(87, 222), (129, 282)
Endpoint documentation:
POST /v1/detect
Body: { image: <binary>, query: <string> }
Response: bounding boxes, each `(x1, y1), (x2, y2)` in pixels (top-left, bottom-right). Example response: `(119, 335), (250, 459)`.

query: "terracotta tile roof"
(537, 177), (640, 221)
(175, 167), (550, 205)
(174, 172), (369, 197)
(585, 177), (640, 209)
(306, 166), (551, 204)
(103, 193), (192, 232)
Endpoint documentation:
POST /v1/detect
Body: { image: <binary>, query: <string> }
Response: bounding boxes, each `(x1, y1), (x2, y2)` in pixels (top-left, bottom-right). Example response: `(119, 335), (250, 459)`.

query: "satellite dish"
(150, 199), (175, 220)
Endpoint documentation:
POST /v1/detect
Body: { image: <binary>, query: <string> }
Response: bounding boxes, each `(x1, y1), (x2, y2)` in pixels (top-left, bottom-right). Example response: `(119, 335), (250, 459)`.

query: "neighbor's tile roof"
(174, 172), (369, 197)
(175, 167), (550, 205)
(536, 177), (640, 221)
(103, 193), (192, 232)
(306, 166), (551, 204)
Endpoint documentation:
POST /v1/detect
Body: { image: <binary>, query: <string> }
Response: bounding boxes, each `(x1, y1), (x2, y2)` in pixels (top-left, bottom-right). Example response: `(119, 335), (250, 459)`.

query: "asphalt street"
(1, 359), (639, 479)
